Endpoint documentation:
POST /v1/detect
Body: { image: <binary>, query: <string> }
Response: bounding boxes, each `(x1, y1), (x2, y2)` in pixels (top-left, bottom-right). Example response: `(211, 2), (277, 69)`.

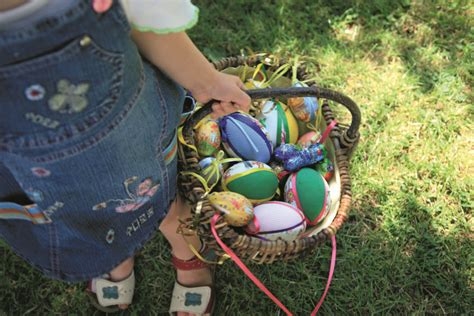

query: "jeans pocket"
(0, 34), (124, 151)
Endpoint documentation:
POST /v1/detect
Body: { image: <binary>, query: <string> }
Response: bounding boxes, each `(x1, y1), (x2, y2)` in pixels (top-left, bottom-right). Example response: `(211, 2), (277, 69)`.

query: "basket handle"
(184, 86), (361, 150)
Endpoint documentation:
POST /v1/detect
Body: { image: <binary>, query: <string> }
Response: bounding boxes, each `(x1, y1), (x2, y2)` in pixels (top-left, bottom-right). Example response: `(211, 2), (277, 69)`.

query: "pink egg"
(297, 131), (322, 148)
(245, 201), (306, 242)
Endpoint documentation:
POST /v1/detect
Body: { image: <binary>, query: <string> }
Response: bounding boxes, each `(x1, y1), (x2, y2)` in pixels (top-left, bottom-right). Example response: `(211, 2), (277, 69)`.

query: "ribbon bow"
(200, 150), (242, 190)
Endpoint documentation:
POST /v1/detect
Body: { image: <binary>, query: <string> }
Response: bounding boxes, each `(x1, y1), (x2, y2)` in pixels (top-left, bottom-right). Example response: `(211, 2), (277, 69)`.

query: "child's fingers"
(232, 82), (251, 112)
(211, 102), (239, 119)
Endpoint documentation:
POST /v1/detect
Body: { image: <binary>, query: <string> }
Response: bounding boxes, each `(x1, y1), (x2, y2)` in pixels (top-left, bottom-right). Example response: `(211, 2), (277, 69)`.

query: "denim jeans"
(0, 0), (184, 282)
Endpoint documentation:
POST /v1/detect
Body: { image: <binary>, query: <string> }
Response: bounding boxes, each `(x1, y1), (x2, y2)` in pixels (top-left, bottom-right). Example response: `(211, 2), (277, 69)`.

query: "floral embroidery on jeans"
(48, 79), (90, 114)
(25, 84), (46, 101)
(92, 177), (160, 213)
(31, 167), (51, 177)
(106, 229), (115, 244)
(25, 188), (44, 203)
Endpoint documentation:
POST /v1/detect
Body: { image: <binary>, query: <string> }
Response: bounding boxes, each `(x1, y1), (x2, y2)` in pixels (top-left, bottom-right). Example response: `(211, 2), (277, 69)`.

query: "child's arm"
(131, 30), (250, 117)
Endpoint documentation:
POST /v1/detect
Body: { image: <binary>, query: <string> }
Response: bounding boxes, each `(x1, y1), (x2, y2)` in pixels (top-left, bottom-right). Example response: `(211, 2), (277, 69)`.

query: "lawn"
(1, 0), (472, 315)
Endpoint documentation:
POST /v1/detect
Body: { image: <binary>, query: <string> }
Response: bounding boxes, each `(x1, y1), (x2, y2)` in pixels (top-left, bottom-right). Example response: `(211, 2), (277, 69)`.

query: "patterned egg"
(315, 157), (335, 181)
(195, 116), (221, 157)
(287, 82), (319, 122)
(222, 161), (278, 204)
(246, 201), (306, 242)
(219, 112), (273, 163)
(297, 131), (322, 148)
(284, 168), (331, 226)
(256, 100), (299, 147)
(208, 192), (254, 227)
(199, 157), (224, 187)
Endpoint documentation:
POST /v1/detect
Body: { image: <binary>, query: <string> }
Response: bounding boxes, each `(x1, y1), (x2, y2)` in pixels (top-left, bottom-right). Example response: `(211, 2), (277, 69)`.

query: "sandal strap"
(169, 282), (213, 315)
(172, 254), (210, 270)
(90, 270), (135, 307)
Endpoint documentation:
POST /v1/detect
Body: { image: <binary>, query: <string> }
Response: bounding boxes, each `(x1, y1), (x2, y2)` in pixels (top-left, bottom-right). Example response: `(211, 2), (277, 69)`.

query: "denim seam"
(0, 36), (122, 78)
(154, 70), (170, 202)
(110, 1), (132, 34)
(0, 1), (89, 44)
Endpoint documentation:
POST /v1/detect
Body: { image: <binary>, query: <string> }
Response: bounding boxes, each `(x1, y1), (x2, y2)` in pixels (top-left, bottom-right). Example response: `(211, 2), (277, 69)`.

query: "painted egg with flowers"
(208, 191), (254, 227)
(287, 82), (319, 123)
(297, 131), (322, 148)
(194, 116), (221, 157)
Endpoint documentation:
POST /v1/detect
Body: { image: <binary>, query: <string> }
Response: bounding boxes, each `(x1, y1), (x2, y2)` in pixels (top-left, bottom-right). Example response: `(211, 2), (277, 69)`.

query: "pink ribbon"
(211, 213), (337, 315)
(319, 120), (337, 144)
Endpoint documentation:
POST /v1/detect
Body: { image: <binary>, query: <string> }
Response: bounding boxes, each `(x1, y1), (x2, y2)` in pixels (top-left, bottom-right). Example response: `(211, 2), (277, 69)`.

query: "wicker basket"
(177, 55), (361, 264)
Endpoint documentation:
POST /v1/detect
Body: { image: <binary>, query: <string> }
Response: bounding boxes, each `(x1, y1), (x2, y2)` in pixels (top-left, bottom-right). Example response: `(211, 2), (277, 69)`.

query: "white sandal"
(87, 270), (135, 313)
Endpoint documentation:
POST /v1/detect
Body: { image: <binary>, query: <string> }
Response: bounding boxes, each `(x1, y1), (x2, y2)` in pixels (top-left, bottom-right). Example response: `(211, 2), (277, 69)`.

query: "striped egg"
(284, 168), (331, 226)
(219, 112), (273, 163)
(208, 191), (254, 227)
(222, 161), (278, 204)
(245, 201), (306, 242)
(256, 100), (299, 147)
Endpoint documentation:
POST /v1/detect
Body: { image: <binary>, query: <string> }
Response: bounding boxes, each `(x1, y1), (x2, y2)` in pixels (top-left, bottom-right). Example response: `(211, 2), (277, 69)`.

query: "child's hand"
(191, 72), (251, 119)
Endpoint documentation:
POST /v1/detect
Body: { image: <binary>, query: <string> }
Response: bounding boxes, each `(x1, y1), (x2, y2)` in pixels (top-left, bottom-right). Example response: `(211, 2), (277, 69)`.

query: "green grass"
(1, 0), (473, 314)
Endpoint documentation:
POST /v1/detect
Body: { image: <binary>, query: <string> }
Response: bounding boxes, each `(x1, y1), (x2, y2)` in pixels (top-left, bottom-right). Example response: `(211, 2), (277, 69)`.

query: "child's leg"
(159, 196), (212, 285)
(109, 257), (135, 310)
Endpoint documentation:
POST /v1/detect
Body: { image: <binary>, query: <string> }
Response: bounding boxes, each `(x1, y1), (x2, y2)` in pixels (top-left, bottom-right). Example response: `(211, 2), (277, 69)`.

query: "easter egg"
(208, 192), (254, 227)
(199, 157), (224, 187)
(219, 112), (273, 163)
(195, 116), (221, 156)
(315, 158), (334, 181)
(246, 201), (306, 241)
(256, 100), (299, 147)
(297, 131), (322, 148)
(287, 82), (319, 122)
(284, 168), (331, 225)
(222, 161), (278, 204)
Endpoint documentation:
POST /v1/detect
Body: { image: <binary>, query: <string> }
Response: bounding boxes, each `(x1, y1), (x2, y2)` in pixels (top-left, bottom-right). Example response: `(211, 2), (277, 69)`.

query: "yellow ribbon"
(178, 126), (198, 153)
(265, 63), (291, 87)
(306, 102), (323, 133)
(201, 150), (242, 191)
(252, 63), (267, 82)
(180, 171), (211, 196)
(180, 151), (241, 195)
(186, 239), (231, 265)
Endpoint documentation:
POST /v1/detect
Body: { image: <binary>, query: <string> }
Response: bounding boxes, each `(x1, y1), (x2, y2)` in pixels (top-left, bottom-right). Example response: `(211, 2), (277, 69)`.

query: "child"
(0, 0), (250, 314)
